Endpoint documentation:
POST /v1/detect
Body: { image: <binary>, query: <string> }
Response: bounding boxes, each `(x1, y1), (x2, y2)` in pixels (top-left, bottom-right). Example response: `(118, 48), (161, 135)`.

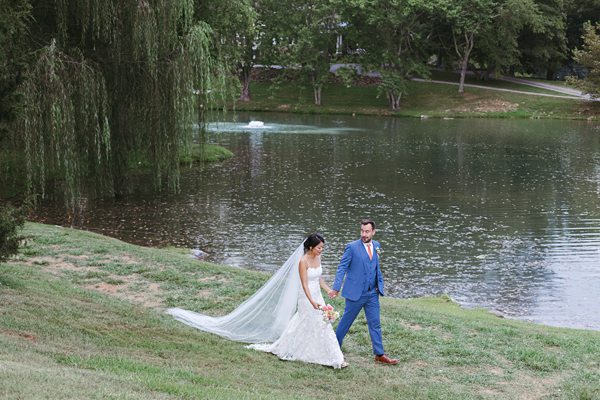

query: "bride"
(167, 233), (346, 369)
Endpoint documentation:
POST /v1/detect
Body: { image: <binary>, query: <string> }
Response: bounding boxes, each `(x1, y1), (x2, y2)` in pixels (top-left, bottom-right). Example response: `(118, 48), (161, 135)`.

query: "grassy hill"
(1, 223), (599, 399)
(232, 74), (600, 120)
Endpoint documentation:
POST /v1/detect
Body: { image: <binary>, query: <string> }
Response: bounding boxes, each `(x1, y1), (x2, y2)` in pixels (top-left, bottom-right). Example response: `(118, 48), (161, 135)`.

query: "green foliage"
(187, 144), (234, 164)
(7, 0), (243, 210)
(17, 40), (112, 206)
(431, 0), (545, 88)
(259, 0), (341, 106)
(196, 0), (256, 101)
(571, 22), (600, 98)
(480, 0), (543, 72)
(334, 66), (360, 88)
(517, 0), (568, 78)
(0, 203), (25, 262)
(0, 0), (31, 139)
(377, 71), (409, 109)
(565, 0), (600, 53)
(337, 0), (434, 109)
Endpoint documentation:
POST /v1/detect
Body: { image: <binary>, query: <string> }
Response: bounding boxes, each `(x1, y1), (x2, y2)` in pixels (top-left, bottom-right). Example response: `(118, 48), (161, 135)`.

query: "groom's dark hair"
(361, 219), (376, 230)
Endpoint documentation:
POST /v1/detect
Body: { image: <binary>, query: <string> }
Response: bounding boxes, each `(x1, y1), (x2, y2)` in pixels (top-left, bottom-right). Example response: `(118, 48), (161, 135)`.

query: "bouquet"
(320, 304), (340, 324)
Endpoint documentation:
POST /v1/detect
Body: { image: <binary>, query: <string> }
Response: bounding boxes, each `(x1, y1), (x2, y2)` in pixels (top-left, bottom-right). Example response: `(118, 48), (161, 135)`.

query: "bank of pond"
(1, 223), (599, 399)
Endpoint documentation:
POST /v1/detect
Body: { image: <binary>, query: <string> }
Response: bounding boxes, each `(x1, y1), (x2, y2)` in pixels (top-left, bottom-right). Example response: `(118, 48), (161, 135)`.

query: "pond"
(33, 112), (600, 330)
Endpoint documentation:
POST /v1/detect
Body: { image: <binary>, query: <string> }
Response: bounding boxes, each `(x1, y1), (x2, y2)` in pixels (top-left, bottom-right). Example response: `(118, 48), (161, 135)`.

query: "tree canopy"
(0, 0), (31, 140)
(571, 21), (600, 97)
(4, 0), (246, 211)
(338, 0), (435, 109)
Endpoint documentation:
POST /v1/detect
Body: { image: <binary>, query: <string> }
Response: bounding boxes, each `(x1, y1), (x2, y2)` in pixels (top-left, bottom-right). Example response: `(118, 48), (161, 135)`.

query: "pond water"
(33, 112), (600, 330)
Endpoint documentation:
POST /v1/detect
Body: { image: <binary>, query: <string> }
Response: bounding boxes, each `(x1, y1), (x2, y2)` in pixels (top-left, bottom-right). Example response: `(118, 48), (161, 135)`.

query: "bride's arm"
(299, 259), (320, 309)
(320, 278), (332, 293)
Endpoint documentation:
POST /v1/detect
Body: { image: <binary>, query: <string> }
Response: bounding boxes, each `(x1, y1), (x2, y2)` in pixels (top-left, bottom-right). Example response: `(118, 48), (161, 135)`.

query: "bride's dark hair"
(304, 233), (325, 253)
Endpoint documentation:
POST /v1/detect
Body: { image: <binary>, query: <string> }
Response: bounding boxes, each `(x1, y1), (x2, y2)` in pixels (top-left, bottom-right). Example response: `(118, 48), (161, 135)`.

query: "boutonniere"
(375, 247), (382, 257)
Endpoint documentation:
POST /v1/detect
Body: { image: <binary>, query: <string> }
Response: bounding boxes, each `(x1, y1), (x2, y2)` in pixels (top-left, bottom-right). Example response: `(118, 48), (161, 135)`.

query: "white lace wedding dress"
(167, 243), (344, 368)
(248, 266), (345, 369)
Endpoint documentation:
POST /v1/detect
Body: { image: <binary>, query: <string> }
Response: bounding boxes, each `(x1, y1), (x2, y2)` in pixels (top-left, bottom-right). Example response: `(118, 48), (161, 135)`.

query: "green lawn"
(232, 79), (599, 120)
(1, 223), (599, 399)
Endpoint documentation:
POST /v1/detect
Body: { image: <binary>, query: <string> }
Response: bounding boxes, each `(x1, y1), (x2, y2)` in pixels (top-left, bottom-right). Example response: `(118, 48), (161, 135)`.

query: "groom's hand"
(328, 290), (339, 299)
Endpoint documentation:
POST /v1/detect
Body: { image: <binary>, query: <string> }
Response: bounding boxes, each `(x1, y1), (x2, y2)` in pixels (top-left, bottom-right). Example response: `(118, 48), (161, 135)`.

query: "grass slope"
(1, 223), (599, 399)
(233, 79), (600, 120)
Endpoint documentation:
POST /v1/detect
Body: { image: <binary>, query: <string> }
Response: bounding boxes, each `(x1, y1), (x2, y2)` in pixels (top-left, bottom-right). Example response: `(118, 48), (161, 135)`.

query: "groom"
(329, 219), (398, 365)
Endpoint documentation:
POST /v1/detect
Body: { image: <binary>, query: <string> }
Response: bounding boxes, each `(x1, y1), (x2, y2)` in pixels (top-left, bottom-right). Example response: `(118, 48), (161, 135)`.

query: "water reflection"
(32, 113), (600, 330)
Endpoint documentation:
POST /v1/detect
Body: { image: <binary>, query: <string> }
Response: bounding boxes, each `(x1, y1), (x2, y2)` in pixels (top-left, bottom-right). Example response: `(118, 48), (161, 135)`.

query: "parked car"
(553, 64), (588, 80)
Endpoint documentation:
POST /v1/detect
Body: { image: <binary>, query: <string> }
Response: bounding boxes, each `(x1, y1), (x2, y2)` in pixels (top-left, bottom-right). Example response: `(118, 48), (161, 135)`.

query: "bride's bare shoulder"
(298, 255), (308, 268)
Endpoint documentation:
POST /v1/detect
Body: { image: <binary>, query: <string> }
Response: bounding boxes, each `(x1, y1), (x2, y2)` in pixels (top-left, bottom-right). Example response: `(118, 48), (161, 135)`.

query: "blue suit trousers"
(335, 289), (384, 356)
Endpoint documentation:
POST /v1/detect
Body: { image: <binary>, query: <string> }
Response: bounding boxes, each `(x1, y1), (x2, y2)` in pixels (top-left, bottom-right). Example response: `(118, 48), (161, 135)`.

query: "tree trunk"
(457, 32), (475, 94)
(458, 57), (468, 93)
(238, 65), (252, 102)
(387, 91), (401, 110)
(313, 84), (322, 105)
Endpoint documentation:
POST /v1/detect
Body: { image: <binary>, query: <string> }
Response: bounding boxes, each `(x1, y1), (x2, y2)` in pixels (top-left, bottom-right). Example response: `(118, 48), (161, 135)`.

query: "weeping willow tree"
(11, 0), (236, 210)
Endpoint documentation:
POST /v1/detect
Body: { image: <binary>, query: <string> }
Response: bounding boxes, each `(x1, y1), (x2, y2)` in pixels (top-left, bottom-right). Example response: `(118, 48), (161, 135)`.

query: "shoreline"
(21, 220), (600, 333)
(11, 223), (597, 335)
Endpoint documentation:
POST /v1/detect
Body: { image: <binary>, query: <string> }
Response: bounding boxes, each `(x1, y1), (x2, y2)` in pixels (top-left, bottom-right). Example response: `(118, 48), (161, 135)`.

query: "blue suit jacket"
(332, 239), (385, 301)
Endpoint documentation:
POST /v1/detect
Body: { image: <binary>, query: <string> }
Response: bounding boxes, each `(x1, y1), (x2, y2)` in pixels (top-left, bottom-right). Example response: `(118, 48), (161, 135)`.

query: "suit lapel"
(354, 241), (368, 270)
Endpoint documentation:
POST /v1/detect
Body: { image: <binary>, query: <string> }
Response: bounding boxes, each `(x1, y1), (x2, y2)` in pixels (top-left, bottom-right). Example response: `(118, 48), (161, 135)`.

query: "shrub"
(0, 203), (25, 262)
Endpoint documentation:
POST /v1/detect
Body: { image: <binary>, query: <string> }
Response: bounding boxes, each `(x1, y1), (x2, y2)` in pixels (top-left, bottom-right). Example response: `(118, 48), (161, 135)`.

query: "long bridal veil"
(167, 242), (304, 343)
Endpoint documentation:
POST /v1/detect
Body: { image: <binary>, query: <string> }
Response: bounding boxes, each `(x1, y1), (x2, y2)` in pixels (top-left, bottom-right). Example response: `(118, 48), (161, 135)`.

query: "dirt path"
(411, 77), (589, 100)
(499, 76), (590, 98)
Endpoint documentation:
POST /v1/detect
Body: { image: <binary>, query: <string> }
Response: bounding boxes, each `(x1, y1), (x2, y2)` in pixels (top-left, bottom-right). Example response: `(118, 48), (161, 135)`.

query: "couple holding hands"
(168, 219), (398, 369)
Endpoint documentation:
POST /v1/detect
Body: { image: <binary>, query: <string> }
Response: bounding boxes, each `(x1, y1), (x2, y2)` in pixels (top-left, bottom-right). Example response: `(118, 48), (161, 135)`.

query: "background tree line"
(232, 0), (599, 109)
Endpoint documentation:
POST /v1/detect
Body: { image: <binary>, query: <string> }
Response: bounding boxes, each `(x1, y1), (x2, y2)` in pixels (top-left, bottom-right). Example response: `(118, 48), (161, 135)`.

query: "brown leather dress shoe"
(374, 354), (399, 365)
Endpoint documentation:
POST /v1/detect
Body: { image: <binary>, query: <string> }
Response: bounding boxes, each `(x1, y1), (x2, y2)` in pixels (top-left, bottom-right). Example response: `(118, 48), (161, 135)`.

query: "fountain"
(248, 120), (265, 128)
(206, 113), (362, 134)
